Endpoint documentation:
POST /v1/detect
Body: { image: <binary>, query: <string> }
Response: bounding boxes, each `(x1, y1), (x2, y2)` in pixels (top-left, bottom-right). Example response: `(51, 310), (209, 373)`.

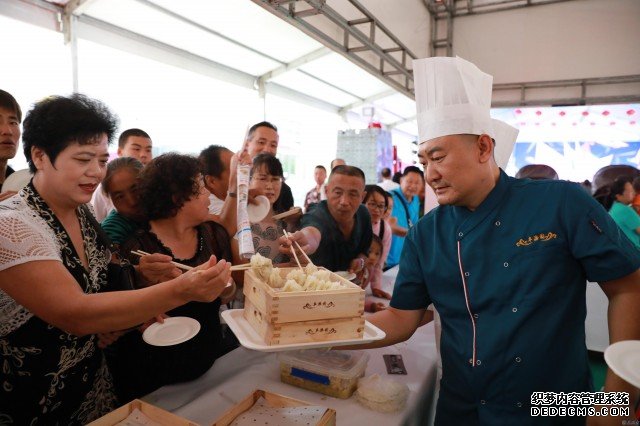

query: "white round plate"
(604, 340), (640, 388)
(247, 195), (270, 223)
(142, 317), (200, 347)
(335, 271), (356, 281)
(1, 169), (32, 192)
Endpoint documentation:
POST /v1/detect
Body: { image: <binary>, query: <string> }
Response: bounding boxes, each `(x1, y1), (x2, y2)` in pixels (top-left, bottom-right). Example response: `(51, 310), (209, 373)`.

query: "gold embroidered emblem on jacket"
(515, 232), (558, 247)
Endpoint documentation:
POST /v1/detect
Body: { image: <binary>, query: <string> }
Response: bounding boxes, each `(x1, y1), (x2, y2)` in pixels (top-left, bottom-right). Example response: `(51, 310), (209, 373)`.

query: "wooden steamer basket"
(242, 267), (365, 345)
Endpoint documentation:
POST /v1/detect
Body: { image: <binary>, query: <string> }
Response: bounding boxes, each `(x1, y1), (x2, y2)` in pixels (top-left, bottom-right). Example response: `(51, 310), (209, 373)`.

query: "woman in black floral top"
(0, 95), (231, 425)
(114, 153), (238, 402)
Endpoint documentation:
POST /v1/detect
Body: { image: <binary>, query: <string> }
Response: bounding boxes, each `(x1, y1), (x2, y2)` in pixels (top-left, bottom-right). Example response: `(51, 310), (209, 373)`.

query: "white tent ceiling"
(3, 0), (640, 140)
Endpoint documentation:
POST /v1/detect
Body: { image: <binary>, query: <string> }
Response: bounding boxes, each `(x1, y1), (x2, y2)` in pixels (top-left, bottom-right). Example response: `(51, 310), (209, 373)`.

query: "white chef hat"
(413, 56), (518, 168)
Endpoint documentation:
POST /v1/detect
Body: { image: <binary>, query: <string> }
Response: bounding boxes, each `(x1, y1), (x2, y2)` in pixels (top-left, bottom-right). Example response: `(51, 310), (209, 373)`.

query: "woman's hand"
(178, 256), (231, 303)
(136, 253), (181, 286)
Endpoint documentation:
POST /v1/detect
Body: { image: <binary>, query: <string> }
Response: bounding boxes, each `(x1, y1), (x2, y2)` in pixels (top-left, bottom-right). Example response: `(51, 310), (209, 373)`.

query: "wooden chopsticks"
(131, 249), (250, 272)
(282, 229), (314, 269)
(131, 250), (193, 271)
(272, 207), (302, 220)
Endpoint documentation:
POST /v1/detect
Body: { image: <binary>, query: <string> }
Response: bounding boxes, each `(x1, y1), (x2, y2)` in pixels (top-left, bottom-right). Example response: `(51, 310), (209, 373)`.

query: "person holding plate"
(0, 95), (231, 425)
(109, 153), (239, 403)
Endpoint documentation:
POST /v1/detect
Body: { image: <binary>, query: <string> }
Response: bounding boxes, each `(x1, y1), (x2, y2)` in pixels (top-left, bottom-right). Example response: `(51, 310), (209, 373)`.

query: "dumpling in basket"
(250, 253), (273, 281)
(285, 269), (307, 286)
(268, 267), (284, 288)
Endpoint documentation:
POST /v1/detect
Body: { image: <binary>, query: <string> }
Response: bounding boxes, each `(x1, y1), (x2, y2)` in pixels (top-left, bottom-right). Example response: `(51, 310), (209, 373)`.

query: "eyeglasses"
(366, 201), (387, 211)
(252, 175), (283, 185)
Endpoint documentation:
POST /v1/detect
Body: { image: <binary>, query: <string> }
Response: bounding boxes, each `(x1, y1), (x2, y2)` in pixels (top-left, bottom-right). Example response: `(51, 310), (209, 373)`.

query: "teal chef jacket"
(391, 170), (640, 426)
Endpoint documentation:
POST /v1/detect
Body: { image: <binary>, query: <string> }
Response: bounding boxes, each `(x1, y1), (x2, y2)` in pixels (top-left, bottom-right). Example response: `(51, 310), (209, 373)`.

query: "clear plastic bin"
(278, 349), (369, 399)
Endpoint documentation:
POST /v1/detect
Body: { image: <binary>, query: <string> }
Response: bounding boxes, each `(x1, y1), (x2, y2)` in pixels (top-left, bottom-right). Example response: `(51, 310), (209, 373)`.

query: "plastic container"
(278, 349), (369, 399)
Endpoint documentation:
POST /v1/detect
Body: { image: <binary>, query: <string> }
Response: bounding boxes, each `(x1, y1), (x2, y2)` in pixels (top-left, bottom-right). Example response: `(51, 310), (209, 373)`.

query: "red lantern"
(582, 111), (589, 116)
(627, 109), (635, 116)
(535, 110), (542, 116)
(515, 109), (522, 114)
(559, 111), (566, 116)
(602, 110), (610, 116)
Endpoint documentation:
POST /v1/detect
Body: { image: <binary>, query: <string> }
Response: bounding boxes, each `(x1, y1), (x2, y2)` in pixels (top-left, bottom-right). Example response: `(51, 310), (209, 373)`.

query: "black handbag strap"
(378, 219), (385, 240)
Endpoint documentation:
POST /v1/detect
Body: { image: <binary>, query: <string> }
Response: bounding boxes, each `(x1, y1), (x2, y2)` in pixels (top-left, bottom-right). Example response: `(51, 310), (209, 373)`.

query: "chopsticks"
(282, 230), (314, 269)
(284, 229), (313, 265)
(272, 207), (302, 220)
(230, 264), (251, 271)
(282, 229), (303, 270)
(131, 249), (250, 272)
(131, 250), (193, 271)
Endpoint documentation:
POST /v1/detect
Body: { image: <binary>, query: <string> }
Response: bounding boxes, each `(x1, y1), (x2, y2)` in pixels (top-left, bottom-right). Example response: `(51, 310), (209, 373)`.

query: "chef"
(364, 56), (640, 425)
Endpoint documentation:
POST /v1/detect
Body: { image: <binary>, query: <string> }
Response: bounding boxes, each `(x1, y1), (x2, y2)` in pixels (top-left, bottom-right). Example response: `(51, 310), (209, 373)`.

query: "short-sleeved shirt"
(208, 193), (224, 216)
(391, 170), (640, 425)
(0, 184), (117, 424)
(387, 188), (420, 267)
(609, 201), (640, 249)
(101, 209), (142, 245)
(300, 200), (372, 271)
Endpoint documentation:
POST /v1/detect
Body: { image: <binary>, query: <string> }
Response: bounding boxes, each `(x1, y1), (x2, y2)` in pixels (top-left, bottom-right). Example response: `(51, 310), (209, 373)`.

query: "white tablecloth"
(143, 267), (439, 425)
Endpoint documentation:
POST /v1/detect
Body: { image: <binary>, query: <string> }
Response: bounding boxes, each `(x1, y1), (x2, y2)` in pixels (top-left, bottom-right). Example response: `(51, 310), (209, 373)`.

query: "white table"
(144, 268), (440, 425)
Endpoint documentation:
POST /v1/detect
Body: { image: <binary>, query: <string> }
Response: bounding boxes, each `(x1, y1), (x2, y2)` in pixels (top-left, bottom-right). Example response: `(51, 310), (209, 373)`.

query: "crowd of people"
(0, 54), (639, 426)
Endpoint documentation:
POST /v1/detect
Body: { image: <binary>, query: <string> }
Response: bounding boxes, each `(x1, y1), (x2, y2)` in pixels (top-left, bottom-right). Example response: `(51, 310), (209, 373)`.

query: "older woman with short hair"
(113, 152), (238, 402)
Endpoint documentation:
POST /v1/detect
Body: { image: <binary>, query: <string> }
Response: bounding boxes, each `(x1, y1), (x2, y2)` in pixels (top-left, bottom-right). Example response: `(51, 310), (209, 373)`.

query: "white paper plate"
(221, 309), (386, 352)
(1, 169), (32, 192)
(604, 340), (640, 388)
(335, 271), (356, 281)
(142, 317), (201, 346)
(247, 195), (270, 223)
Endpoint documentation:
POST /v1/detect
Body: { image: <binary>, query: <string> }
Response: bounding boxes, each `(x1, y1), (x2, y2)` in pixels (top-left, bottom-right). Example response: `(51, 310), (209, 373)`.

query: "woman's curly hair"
(138, 153), (202, 220)
(22, 94), (118, 173)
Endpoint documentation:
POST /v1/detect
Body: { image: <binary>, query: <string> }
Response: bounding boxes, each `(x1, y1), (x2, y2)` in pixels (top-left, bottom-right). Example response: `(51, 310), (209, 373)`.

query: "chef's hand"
(370, 302), (387, 312)
(136, 253), (181, 287)
(372, 288), (392, 300)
